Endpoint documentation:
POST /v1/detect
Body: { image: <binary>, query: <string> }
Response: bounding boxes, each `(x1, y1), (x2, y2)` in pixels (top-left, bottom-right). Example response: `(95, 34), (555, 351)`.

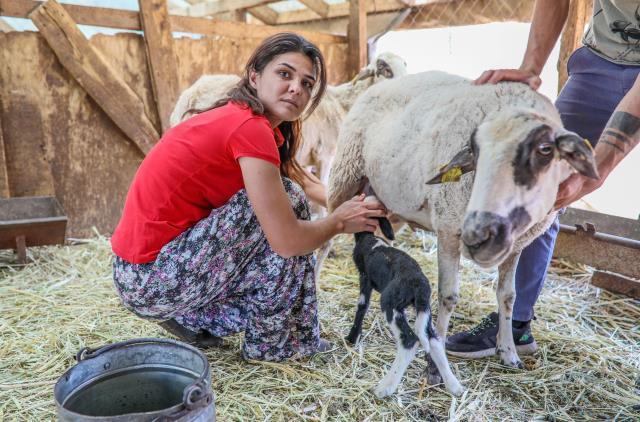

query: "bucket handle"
(76, 338), (213, 419)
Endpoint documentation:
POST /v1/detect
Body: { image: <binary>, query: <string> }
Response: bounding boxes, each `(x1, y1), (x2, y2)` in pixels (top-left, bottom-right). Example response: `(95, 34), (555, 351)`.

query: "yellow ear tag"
(583, 138), (594, 151)
(441, 166), (463, 183)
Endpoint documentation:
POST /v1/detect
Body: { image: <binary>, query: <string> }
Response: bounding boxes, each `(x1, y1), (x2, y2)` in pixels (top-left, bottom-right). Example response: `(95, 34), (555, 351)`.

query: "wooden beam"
(138, 0), (179, 134)
(29, 0), (158, 155)
(0, 0), (345, 43)
(255, 0), (410, 25)
(299, 0), (329, 18)
(0, 91), (9, 197)
(557, 0), (591, 92)
(348, 0), (367, 78)
(247, 4), (278, 25)
(592, 270), (640, 299)
(0, 16), (14, 32)
(187, 0), (277, 17)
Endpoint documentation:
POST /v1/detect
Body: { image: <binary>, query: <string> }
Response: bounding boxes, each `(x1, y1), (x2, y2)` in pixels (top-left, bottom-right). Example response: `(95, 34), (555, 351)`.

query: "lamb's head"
(353, 52), (408, 84)
(429, 109), (599, 268)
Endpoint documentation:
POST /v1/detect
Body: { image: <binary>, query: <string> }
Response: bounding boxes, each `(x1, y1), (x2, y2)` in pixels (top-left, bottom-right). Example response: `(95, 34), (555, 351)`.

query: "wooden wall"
(0, 31), (349, 237)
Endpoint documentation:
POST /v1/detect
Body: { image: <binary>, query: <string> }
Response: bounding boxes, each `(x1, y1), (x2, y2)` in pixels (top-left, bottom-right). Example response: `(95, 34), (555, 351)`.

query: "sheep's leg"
(415, 311), (465, 396)
(314, 238), (333, 282)
(496, 252), (524, 368)
(345, 278), (372, 345)
(374, 309), (418, 398)
(426, 233), (461, 385)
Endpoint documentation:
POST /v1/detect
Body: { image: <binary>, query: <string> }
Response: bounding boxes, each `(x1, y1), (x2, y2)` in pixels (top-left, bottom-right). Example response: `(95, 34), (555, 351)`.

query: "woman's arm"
(298, 168), (327, 208)
(239, 157), (385, 258)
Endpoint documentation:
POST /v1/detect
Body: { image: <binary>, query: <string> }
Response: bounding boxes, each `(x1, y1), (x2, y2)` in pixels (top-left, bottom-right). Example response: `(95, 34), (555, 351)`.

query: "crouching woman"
(110, 33), (385, 362)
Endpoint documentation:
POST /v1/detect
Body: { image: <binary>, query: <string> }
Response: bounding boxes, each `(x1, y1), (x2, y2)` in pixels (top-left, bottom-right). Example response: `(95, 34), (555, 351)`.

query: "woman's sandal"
(158, 319), (224, 348)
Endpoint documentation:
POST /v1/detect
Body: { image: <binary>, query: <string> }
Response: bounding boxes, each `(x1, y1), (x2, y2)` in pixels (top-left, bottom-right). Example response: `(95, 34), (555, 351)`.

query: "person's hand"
(473, 68), (541, 90)
(554, 174), (601, 210)
(331, 194), (387, 234)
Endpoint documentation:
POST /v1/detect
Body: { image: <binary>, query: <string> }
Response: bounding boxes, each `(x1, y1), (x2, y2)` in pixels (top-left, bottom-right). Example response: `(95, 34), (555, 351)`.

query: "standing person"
(111, 33), (387, 362)
(446, 0), (640, 358)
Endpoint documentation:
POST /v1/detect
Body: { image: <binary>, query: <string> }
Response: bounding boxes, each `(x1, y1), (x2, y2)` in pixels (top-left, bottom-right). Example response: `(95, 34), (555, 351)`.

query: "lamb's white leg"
(496, 252), (524, 368)
(415, 312), (465, 396)
(427, 233), (461, 385)
(374, 310), (418, 398)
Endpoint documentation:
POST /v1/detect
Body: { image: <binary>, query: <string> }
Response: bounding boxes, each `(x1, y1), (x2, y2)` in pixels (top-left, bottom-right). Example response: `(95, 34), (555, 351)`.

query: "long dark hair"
(198, 33), (327, 185)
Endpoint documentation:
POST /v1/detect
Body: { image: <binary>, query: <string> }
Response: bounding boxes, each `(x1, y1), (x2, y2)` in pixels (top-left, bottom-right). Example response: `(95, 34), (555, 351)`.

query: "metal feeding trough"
(55, 338), (216, 421)
(0, 196), (67, 263)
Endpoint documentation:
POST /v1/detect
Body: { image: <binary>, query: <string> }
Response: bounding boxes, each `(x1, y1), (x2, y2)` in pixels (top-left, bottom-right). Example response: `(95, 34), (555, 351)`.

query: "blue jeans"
(512, 47), (640, 321)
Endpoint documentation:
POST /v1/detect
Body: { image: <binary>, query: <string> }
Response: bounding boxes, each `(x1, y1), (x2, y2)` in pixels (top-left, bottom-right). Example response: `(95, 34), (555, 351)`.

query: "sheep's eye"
(536, 143), (554, 156)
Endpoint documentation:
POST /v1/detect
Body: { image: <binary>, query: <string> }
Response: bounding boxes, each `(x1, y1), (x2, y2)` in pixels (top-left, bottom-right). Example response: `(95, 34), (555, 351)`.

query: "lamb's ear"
(426, 146), (475, 184)
(555, 133), (599, 179)
(377, 217), (395, 241)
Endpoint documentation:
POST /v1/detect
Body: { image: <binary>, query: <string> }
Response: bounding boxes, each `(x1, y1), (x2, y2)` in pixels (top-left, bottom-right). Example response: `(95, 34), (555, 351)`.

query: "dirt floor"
(1, 231), (638, 421)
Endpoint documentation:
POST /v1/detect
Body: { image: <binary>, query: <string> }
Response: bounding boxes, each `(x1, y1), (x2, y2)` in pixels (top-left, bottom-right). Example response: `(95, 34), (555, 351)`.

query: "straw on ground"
(0, 231), (638, 421)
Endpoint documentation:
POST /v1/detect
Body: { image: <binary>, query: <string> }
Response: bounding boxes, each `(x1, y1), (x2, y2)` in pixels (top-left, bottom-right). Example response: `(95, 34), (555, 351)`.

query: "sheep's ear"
(555, 133), (599, 179)
(376, 58), (394, 79)
(351, 67), (375, 84)
(426, 146), (475, 184)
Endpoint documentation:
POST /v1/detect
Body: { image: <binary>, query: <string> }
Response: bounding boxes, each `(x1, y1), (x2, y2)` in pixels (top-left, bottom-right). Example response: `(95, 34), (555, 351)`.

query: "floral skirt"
(113, 179), (320, 361)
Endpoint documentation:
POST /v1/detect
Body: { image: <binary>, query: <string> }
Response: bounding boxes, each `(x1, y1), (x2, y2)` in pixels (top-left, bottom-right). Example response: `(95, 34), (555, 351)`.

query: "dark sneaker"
(445, 312), (538, 358)
(158, 319), (224, 349)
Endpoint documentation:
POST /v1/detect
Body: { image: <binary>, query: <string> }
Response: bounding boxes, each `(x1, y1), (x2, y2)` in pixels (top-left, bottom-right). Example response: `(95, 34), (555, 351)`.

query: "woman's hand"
(330, 194), (387, 234)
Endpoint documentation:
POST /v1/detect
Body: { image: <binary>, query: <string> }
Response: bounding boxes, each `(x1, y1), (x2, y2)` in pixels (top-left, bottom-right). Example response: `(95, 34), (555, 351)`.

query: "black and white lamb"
(348, 214), (464, 398)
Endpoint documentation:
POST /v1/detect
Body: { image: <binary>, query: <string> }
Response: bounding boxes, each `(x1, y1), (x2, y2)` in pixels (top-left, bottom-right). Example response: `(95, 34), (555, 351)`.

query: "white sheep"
(328, 71), (598, 379)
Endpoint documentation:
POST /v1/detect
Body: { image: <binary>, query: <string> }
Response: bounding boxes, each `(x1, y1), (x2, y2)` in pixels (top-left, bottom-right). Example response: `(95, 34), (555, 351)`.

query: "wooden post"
(557, 0), (592, 92)
(15, 234), (26, 264)
(347, 0), (367, 77)
(29, 0), (159, 155)
(138, 0), (179, 134)
(0, 93), (9, 198)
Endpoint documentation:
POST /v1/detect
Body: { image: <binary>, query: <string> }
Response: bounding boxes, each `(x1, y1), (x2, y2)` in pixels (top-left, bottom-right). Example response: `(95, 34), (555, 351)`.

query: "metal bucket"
(54, 338), (215, 421)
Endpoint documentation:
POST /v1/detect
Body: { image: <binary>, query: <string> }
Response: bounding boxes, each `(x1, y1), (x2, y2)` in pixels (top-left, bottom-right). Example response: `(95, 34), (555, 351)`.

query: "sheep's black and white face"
(460, 111), (598, 268)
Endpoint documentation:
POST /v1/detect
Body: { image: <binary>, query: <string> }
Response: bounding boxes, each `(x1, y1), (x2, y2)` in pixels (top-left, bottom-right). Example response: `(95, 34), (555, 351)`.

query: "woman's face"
(249, 52), (316, 127)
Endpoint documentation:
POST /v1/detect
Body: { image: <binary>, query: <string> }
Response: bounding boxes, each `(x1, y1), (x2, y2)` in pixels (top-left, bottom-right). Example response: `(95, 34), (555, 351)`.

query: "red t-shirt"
(111, 102), (284, 264)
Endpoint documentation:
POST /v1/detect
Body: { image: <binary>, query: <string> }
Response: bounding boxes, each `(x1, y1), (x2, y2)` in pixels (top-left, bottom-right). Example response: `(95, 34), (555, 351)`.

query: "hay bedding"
(0, 231), (638, 421)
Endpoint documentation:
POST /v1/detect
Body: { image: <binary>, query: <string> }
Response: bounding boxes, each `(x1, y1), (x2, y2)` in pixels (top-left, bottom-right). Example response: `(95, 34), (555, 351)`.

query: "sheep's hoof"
(498, 352), (523, 369)
(345, 333), (359, 345)
(424, 362), (442, 385)
(373, 382), (396, 398)
(447, 382), (466, 397)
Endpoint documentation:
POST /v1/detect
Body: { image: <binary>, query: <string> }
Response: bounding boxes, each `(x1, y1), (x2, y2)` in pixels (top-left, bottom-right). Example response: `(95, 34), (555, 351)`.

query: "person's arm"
(473, 0), (570, 89)
(239, 157), (385, 258)
(299, 168), (327, 208)
(554, 74), (640, 209)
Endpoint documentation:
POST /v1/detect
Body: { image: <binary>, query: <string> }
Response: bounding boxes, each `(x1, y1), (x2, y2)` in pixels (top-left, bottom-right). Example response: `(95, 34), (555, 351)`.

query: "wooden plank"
(592, 271), (640, 299)
(0, 0), (345, 43)
(29, 0), (158, 155)
(0, 52), (8, 198)
(299, 0), (329, 18)
(253, 0), (410, 25)
(557, 0), (591, 92)
(347, 0), (367, 78)
(138, 0), (179, 134)
(0, 16), (14, 31)
(187, 0), (278, 17)
(247, 4), (277, 25)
